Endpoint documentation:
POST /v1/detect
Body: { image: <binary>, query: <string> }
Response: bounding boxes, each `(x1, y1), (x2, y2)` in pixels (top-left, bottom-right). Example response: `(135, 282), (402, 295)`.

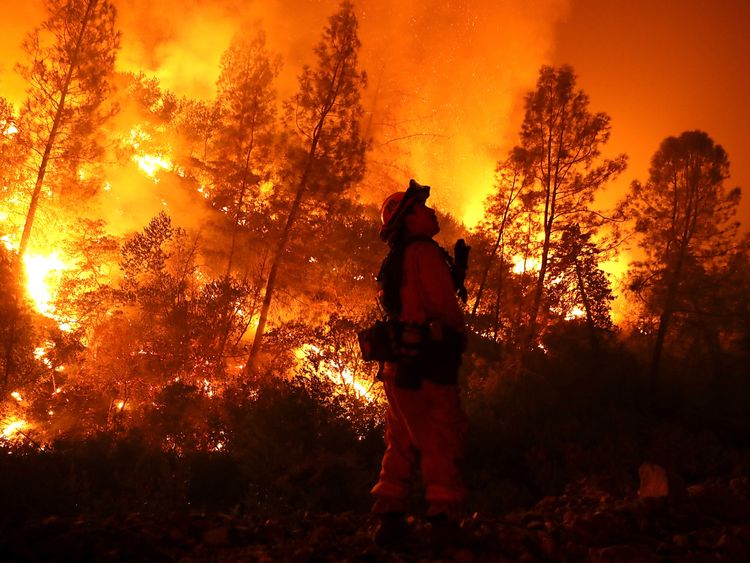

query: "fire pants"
(371, 365), (468, 516)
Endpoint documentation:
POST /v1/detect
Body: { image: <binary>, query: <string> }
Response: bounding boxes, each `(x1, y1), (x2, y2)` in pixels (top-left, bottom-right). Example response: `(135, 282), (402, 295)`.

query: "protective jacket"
(377, 237), (465, 386)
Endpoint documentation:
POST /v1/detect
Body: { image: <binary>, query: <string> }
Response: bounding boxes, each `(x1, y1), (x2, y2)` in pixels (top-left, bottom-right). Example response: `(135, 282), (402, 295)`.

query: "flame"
(512, 255), (541, 275)
(565, 306), (586, 321)
(2, 419), (27, 438)
(10, 391), (23, 402)
(1, 234), (15, 251)
(2, 122), (18, 136)
(34, 342), (54, 367)
(23, 253), (70, 316)
(126, 125), (172, 179)
(294, 343), (373, 401)
(133, 154), (172, 178)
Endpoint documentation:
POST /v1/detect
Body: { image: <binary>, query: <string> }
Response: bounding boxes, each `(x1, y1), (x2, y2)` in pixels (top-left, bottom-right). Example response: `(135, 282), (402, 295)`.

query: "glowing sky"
(552, 0), (750, 231)
(1, 0), (748, 229)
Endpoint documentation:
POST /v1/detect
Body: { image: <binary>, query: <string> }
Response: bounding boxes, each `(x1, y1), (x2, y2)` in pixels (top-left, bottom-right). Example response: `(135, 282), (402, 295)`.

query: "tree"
(472, 148), (530, 324)
(0, 246), (37, 389)
(547, 224), (614, 352)
(244, 0), (367, 377)
(52, 218), (119, 335)
(16, 0), (120, 257)
(212, 29), (280, 275)
(1, 99), (28, 205)
(517, 65), (625, 348)
(117, 212), (197, 379)
(623, 130), (741, 385)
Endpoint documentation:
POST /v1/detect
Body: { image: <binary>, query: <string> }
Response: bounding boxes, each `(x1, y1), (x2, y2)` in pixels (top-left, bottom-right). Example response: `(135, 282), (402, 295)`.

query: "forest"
(1, 0), (749, 560)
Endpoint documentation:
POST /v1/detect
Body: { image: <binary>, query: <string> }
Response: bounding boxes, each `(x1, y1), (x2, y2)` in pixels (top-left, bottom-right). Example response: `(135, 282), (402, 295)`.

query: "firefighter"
(371, 179), (470, 549)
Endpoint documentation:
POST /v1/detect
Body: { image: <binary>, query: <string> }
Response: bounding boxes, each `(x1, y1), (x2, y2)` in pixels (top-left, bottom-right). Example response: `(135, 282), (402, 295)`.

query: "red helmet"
(378, 179), (430, 242)
(380, 191), (406, 226)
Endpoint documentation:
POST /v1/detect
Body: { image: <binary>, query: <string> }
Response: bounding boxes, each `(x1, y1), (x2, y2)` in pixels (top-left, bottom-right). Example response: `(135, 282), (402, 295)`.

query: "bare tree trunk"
(472, 231), (502, 320)
(526, 215), (552, 349)
(649, 256), (686, 389)
(18, 0), (98, 258)
(471, 170), (520, 320)
(526, 155), (557, 349)
(242, 129), (322, 378)
(491, 244), (506, 341)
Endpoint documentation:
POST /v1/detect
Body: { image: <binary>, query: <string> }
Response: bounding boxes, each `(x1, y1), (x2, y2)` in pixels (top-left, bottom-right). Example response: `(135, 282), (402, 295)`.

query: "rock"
(638, 463), (669, 498)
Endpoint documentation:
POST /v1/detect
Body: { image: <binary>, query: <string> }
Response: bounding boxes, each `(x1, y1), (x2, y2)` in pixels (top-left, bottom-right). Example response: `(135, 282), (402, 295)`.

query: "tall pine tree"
(244, 0), (367, 377)
(516, 65), (625, 349)
(17, 0), (119, 257)
(623, 130), (741, 385)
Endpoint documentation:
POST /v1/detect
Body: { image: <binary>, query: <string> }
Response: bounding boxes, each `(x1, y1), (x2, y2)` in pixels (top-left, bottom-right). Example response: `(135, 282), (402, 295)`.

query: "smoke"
(0, 2), (46, 104)
(3, 0), (571, 229)
(114, 0), (571, 225)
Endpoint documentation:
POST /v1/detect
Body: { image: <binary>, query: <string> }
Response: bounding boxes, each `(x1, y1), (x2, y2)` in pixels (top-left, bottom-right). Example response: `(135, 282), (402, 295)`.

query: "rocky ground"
(2, 471), (750, 562)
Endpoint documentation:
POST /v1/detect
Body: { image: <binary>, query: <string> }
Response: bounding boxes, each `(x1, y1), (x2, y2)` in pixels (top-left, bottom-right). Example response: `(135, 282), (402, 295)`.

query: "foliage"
(546, 224), (615, 345)
(622, 130), (742, 381)
(246, 0), (369, 374)
(210, 28), (281, 274)
(515, 65), (626, 346)
(0, 247), (39, 389)
(0, 98), (28, 202)
(284, 0), (368, 197)
(17, 0), (120, 255)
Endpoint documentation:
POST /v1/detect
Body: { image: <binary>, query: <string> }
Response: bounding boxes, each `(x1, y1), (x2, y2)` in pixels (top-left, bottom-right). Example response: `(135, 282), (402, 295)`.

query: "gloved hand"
(454, 239), (470, 271)
(453, 239), (470, 303)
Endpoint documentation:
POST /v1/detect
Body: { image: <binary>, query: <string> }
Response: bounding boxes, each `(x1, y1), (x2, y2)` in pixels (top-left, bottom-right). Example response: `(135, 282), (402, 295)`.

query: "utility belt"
(357, 320), (464, 388)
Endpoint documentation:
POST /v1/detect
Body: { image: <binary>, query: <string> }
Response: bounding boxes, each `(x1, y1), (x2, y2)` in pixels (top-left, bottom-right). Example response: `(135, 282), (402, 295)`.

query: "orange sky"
(1, 0), (748, 230)
(552, 0), (750, 231)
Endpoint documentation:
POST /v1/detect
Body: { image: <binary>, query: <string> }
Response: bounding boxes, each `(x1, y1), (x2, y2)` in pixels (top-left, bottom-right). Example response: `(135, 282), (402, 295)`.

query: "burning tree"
(471, 149), (532, 340)
(1, 99), (27, 208)
(516, 65), (626, 349)
(546, 224), (615, 353)
(245, 0), (368, 376)
(16, 0), (120, 258)
(211, 29), (280, 276)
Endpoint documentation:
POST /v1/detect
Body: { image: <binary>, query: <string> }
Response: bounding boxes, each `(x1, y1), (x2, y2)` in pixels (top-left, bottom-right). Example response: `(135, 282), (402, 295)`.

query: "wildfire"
(565, 306), (586, 321)
(2, 419), (27, 439)
(294, 343), (373, 401)
(1, 234), (14, 250)
(133, 153), (172, 179)
(512, 255), (541, 275)
(1, 122), (18, 136)
(126, 125), (172, 179)
(23, 252), (70, 316)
